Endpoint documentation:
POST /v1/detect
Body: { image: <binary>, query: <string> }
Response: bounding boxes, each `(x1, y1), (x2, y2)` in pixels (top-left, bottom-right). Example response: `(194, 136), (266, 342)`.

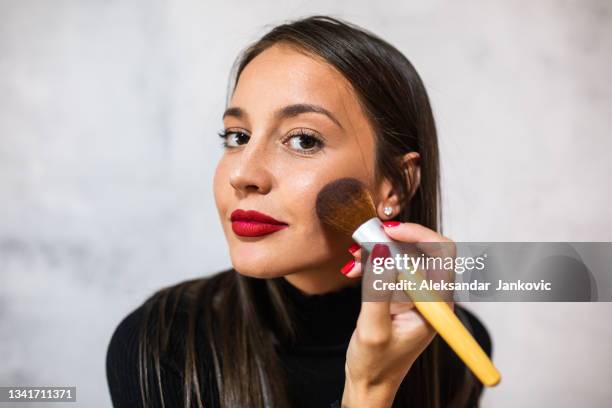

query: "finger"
(358, 244), (393, 334)
(340, 244), (363, 277)
(383, 222), (453, 246)
(358, 300), (392, 336)
(348, 243), (363, 264)
(389, 301), (414, 315)
(382, 222), (455, 281)
(391, 309), (428, 329)
(345, 261), (362, 278)
(383, 222), (455, 264)
(346, 245), (363, 278)
(383, 223), (456, 306)
(391, 310), (436, 342)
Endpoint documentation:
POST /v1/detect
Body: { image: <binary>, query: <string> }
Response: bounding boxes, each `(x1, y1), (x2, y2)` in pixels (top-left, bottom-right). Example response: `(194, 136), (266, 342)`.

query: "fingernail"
(383, 221), (401, 227)
(340, 259), (356, 275)
(348, 243), (360, 254)
(371, 244), (391, 262)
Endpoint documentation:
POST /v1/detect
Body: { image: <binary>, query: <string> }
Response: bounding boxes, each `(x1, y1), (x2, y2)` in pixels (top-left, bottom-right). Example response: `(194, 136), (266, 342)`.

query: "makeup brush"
(316, 177), (501, 387)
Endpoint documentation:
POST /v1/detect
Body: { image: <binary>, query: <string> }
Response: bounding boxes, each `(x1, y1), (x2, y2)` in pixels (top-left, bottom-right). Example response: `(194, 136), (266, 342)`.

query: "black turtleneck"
(275, 276), (362, 407)
(106, 270), (490, 407)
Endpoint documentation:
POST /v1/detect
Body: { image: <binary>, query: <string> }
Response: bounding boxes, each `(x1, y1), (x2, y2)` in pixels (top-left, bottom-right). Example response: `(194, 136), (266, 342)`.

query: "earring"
(383, 206), (393, 217)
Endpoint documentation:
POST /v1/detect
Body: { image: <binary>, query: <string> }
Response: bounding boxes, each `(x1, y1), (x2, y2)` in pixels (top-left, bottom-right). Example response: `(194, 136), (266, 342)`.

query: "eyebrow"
(222, 103), (343, 130)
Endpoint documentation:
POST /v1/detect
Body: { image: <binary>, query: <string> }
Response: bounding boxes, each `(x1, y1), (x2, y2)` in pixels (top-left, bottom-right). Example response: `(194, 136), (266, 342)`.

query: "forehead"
(230, 43), (363, 123)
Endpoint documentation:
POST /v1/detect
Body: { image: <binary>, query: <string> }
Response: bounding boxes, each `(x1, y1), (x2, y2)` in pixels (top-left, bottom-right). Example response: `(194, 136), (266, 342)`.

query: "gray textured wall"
(1, 1), (611, 407)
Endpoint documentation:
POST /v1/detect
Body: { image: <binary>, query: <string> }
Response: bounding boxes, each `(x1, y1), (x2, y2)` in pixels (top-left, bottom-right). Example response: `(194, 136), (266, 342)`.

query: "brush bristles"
(315, 178), (377, 237)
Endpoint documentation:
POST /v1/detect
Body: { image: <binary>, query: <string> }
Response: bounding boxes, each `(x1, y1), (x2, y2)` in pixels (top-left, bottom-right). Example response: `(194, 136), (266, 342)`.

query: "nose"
(229, 138), (273, 195)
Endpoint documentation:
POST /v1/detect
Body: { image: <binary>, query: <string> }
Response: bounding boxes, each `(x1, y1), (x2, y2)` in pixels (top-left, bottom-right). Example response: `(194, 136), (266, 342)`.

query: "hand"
(340, 222), (456, 407)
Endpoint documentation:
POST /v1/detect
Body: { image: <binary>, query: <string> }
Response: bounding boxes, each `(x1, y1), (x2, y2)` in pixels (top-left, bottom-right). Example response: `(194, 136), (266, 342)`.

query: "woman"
(106, 15), (492, 408)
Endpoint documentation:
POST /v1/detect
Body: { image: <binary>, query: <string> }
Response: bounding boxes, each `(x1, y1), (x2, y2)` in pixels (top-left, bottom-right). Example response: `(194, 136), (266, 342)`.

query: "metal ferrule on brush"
(351, 217), (393, 245)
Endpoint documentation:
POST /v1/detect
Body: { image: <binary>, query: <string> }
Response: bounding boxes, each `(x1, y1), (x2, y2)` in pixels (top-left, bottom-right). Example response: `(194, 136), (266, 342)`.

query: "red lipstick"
(230, 209), (288, 237)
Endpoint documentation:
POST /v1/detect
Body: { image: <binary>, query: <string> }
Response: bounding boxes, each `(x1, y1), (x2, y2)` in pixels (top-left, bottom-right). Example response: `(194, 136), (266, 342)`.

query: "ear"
(374, 151), (421, 220)
(374, 176), (399, 220)
(403, 151), (421, 201)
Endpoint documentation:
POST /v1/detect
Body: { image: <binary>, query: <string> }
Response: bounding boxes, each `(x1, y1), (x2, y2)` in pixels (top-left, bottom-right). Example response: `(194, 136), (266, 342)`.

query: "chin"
(233, 265), (286, 279)
(229, 247), (290, 279)
(231, 259), (290, 279)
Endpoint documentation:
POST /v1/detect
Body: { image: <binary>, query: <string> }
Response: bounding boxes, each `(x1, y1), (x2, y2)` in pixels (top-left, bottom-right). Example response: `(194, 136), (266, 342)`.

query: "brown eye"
(219, 130), (250, 148)
(284, 131), (324, 154)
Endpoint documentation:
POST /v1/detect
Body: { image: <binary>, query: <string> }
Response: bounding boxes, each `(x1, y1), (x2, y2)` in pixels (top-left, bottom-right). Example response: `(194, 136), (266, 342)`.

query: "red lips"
(230, 209), (288, 237)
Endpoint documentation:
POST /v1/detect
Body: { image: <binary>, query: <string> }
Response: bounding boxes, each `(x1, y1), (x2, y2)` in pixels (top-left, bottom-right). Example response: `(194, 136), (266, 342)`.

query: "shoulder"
(105, 268), (236, 407)
(105, 285), (186, 407)
(105, 298), (150, 407)
(107, 298), (150, 355)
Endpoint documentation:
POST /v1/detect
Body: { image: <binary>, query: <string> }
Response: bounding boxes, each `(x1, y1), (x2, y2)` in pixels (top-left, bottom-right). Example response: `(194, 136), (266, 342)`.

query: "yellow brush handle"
(397, 272), (501, 387)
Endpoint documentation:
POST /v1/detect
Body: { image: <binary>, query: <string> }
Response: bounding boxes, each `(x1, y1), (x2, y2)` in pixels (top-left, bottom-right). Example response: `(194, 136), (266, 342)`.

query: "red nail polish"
(340, 259), (355, 275)
(383, 221), (401, 227)
(370, 243), (391, 262)
(348, 243), (360, 254)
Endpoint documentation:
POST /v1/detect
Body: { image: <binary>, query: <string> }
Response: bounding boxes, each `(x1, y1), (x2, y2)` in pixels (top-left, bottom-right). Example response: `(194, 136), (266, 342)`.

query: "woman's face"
(214, 43), (381, 279)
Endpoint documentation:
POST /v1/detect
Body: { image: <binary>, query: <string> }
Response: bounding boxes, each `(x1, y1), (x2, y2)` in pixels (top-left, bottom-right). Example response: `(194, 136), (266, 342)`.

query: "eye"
(218, 129), (250, 148)
(283, 130), (324, 155)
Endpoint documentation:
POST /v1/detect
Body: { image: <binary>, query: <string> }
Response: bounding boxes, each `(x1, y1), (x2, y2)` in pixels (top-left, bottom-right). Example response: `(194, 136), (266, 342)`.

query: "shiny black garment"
(106, 270), (491, 407)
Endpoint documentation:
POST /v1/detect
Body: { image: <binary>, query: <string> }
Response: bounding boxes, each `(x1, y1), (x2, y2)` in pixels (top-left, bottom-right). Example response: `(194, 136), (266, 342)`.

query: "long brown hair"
(137, 15), (476, 407)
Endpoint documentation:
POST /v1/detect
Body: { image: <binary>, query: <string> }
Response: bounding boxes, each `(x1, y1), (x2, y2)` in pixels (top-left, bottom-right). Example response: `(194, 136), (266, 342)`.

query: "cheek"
(278, 153), (371, 245)
(213, 157), (231, 213)
(284, 175), (325, 239)
(282, 148), (375, 218)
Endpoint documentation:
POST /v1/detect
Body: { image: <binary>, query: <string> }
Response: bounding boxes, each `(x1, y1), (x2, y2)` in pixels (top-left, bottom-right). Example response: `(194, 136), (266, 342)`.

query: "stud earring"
(383, 206), (393, 217)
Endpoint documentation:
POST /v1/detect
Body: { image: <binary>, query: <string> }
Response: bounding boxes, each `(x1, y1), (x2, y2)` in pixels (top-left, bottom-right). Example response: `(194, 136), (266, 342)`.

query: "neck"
(283, 265), (360, 295)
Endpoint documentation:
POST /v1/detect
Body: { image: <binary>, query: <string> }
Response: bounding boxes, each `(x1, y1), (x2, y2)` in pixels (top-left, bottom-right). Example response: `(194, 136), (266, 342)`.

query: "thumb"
(358, 244), (394, 335)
